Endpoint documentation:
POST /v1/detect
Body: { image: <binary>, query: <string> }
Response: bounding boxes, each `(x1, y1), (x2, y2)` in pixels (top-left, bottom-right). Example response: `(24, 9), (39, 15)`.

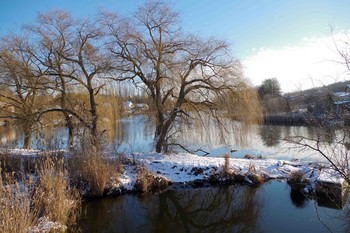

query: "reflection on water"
(0, 115), (344, 161)
(259, 125), (282, 147)
(74, 182), (349, 233)
(0, 126), (16, 144)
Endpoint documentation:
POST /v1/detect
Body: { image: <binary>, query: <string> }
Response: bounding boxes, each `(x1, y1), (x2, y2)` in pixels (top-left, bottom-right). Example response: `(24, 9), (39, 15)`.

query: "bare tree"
(102, 1), (261, 153)
(26, 10), (77, 148)
(28, 11), (114, 148)
(0, 35), (48, 149)
(59, 16), (114, 146)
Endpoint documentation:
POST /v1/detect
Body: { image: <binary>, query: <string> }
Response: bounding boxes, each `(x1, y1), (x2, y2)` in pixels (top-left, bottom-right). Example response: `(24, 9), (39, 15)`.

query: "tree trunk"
(66, 117), (74, 149)
(155, 132), (164, 153)
(88, 88), (98, 146)
(24, 127), (32, 150)
(60, 76), (75, 150)
(155, 114), (176, 153)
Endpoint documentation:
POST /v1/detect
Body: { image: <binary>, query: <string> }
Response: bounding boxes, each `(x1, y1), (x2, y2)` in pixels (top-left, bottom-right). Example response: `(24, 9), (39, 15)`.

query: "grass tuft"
(223, 154), (231, 177)
(287, 170), (306, 189)
(135, 164), (169, 193)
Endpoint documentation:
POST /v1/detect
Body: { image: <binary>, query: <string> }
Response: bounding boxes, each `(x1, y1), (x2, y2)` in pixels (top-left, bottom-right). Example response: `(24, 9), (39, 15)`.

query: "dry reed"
(223, 154), (231, 177)
(68, 151), (119, 197)
(135, 164), (169, 193)
(0, 169), (34, 233)
(32, 156), (80, 227)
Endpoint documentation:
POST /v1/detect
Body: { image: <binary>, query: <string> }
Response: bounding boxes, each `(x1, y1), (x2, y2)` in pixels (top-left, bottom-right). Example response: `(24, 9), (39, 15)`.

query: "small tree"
(0, 35), (48, 149)
(28, 11), (114, 148)
(258, 78), (281, 97)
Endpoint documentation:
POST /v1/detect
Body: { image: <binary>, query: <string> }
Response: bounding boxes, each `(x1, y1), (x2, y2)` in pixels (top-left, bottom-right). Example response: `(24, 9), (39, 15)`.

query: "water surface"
(74, 181), (349, 233)
(0, 115), (337, 161)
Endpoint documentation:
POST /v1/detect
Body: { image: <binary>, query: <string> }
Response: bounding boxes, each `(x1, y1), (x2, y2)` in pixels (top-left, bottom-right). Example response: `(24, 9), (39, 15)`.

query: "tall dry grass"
(0, 169), (34, 233)
(135, 163), (169, 193)
(32, 156), (80, 226)
(68, 151), (121, 197)
(223, 153), (231, 177)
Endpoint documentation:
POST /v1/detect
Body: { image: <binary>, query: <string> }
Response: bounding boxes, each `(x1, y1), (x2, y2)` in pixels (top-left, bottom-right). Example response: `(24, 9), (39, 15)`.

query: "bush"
(135, 164), (169, 193)
(287, 170), (306, 189)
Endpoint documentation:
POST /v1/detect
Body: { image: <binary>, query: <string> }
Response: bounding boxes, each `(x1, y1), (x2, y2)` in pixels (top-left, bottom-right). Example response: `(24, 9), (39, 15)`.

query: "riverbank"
(1, 148), (348, 232)
(118, 152), (347, 193)
(3, 148), (347, 194)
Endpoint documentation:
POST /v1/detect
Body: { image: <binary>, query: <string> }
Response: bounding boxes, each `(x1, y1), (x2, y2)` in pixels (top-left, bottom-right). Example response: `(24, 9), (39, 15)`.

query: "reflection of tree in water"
(289, 188), (308, 209)
(259, 126), (282, 147)
(305, 126), (336, 145)
(0, 126), (17, 145)
(145, 185), (264, 233)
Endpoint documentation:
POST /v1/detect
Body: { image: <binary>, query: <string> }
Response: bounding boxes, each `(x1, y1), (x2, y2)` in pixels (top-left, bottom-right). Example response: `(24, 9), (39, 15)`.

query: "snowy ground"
(118, 152), (346, 191)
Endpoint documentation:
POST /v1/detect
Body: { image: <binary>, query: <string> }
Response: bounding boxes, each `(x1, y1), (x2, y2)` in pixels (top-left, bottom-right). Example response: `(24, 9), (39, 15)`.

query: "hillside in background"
(287, 80), (350, 97)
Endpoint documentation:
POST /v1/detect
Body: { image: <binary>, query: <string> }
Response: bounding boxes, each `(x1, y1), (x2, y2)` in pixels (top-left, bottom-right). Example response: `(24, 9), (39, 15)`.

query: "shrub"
(287, 170), (306, 189)
(135, 164), (169, 193)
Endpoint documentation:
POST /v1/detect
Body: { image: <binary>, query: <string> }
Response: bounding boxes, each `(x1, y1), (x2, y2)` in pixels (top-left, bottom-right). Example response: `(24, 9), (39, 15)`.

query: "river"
(0, 115), (338, 161)
(1, 116), (349, 232)
(74, 181), (349, 233)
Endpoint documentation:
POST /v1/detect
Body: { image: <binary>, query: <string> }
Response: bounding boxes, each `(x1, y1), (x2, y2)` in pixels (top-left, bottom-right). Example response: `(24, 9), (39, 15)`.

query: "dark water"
(74, 181), (349, 233)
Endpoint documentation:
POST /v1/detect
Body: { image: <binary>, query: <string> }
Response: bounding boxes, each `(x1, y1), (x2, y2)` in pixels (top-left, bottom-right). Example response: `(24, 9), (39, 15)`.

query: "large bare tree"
(102, 1), (260, 153)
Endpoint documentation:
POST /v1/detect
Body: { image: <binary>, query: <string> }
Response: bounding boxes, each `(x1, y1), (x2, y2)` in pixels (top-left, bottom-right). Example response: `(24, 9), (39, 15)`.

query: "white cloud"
(243, 31), (350, 93)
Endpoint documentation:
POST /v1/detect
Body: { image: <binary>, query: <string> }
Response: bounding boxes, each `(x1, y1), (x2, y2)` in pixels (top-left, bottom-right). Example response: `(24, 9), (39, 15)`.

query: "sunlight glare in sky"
(243, 31), (350, 93)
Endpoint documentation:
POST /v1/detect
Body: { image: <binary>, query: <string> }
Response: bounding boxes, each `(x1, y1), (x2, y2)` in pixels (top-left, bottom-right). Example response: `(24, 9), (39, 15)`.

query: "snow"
(334, 92), (350, 98)
(318, 168), (346, 185)
(118, 152), (347, 190)
(30, 217), (67, 233)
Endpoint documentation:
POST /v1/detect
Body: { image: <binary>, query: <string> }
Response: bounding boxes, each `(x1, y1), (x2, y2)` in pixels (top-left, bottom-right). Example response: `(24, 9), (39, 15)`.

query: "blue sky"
(1, 0), (350, 92)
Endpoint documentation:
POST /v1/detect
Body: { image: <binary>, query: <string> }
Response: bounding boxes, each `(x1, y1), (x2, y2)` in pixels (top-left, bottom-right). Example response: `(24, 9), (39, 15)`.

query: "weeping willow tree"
(102, 1), (261, 153)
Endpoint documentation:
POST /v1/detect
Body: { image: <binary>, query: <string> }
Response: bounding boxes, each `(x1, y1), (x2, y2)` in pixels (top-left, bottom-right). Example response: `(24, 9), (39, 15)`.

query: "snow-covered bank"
(118, 152), (347, 193)
(2, 148), (347, 193)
